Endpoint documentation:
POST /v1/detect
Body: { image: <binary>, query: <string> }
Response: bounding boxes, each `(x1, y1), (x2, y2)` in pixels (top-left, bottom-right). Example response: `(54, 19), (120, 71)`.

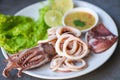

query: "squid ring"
(56, 26), (81, 38)
(63, 37), (89, 60)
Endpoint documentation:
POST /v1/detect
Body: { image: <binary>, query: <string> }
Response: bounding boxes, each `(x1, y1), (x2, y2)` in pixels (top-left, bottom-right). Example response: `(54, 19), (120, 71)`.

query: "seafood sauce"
(65, 12), (95, 30)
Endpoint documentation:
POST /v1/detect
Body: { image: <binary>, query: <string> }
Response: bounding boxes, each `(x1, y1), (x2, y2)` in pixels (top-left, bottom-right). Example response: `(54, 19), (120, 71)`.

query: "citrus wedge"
(51, 0), (73, 14)
(44, 10), (62, 27)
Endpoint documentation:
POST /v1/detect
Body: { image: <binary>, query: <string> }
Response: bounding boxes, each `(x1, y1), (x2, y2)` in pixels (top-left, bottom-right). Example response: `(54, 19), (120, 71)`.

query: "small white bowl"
(62, 7), (99, 32)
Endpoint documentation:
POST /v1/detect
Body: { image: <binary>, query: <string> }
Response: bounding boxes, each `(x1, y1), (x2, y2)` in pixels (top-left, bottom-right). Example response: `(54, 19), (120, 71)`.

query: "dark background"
(0, 0), (120, 80)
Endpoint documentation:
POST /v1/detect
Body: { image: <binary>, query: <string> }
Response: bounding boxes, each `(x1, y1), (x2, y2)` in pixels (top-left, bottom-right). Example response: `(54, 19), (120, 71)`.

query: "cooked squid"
(3, 26), (89, 78)
(56, 26), (81, 38)
(50, 26), (89, 71)
(86, 23), (118, 53)
(38, 28), (57, 45)
(50, 55), (87, 72)
(55, 34), (89, 60)
(3, 43), (56, 77)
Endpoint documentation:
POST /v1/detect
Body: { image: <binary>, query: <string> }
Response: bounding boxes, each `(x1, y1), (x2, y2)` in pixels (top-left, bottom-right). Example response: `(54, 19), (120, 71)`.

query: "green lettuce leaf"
(0, 5), (50, 54)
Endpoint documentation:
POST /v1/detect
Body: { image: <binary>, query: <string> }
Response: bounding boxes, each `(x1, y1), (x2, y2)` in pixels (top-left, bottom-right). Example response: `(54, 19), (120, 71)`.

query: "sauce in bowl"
(63, 7), (99, 32)
(65, 12), (95, 30)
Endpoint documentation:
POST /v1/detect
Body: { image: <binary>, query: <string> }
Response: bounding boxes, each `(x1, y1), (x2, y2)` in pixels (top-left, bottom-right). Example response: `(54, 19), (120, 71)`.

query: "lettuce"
(0, 5), (50, 54)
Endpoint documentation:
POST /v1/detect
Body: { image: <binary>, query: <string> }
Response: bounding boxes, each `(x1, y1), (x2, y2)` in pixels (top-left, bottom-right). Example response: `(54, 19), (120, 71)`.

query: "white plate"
(1, 0), (118, 79)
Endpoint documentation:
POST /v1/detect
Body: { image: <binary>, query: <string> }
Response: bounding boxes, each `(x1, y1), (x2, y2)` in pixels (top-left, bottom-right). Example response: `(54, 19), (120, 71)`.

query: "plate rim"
(1, 0), (118, 79)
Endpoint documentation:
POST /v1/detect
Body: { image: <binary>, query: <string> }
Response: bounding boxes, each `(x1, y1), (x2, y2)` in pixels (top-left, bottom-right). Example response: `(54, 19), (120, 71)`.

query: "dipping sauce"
(64, 12), (95, 30)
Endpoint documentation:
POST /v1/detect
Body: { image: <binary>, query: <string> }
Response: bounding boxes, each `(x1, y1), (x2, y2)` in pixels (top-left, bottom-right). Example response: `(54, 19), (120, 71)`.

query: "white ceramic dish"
(1, 0), (118, 79)
(62, 7), (99, 32)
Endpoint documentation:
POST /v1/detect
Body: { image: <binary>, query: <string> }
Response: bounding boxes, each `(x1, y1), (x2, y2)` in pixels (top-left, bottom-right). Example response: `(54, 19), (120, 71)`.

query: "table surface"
(0, 0), (120, 80)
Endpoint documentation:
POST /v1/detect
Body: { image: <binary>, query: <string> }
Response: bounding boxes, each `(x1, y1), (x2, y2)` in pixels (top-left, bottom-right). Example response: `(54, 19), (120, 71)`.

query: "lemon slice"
(51, 0), (73, 14)
(44, 10), (62, 27)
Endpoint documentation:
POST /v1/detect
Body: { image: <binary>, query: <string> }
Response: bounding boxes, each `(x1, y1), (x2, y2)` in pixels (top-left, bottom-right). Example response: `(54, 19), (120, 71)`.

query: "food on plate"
(3, 43), (56, 77)
(0, 0), (74, 54)
(50, 0), (73, 14)
(1, 0), (118, 78)
(44, 0), (74, 27)
(0, 5), (50, 54)
(44, 10), (62, 27)
(55, 26), (81, 37)
(55, 34), (89, 60)
(63, 7), (98, 32)
(50, 55), (87, 72)
(86, 23), (118, 53)
(3, 26), (89, 77)
(64, 12), (95, 29)
(42, 26), (89, 72)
